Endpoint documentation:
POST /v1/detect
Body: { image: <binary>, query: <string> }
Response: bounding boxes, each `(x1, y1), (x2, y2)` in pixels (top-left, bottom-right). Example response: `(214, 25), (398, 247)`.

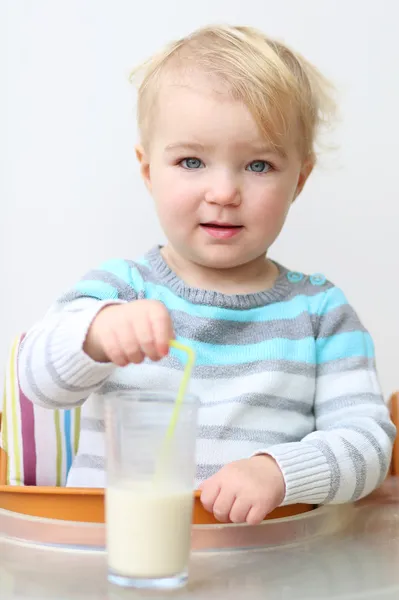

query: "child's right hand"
(83, 300), (174, 366)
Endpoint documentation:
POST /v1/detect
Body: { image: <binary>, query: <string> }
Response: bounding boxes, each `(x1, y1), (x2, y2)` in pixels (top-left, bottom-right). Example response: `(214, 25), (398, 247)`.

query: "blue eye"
(180, 158), (204, 169)
(247, 160), (271, 173)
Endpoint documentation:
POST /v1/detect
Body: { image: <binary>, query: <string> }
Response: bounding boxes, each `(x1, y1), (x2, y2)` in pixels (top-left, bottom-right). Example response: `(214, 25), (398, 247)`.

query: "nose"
(204, 172), (241, 206)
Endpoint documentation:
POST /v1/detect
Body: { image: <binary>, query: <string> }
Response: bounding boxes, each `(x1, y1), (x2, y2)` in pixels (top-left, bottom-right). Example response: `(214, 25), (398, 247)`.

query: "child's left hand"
(199, 455), (286, 525)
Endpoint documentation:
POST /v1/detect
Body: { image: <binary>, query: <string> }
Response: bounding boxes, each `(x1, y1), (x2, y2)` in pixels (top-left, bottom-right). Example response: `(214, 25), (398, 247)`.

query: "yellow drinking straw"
(155, 341), (196, 480)
(165, 340), (196, 442)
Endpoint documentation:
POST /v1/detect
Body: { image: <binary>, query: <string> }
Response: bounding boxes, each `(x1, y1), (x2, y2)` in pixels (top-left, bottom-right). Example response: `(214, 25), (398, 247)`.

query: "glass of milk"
(104, 390), (199, 590)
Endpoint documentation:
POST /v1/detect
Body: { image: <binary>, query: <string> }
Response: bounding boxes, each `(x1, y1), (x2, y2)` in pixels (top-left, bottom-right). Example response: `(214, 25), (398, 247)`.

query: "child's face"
(137, 75), (312, 271)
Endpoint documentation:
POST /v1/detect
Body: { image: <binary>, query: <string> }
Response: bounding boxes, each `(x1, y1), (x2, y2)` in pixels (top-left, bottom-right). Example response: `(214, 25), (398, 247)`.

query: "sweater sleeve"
(261, 286), (396, 506)
(18, 259), (145, 410)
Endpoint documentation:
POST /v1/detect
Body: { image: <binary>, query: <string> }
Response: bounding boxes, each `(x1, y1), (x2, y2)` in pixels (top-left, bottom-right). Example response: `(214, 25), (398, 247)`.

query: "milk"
(106, 483), (194, 578)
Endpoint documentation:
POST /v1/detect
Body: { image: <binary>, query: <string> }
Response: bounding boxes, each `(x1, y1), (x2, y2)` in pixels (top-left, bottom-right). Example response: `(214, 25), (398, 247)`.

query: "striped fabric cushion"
(0, 335), (81, 486)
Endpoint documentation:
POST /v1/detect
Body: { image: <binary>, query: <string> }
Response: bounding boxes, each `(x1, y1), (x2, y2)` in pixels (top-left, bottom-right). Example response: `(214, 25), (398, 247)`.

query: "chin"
(192, 247), (254, 270)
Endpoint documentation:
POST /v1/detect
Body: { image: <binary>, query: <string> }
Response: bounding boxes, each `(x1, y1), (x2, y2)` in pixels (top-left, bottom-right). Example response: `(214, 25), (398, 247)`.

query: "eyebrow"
(164, 142), (207, 153)
(246, 142), (288, 159)
(164, 141), (287, 158)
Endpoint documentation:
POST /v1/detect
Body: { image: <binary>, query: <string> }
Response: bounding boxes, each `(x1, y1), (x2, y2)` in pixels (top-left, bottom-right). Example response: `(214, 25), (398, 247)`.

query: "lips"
(200, 222), (243, 239)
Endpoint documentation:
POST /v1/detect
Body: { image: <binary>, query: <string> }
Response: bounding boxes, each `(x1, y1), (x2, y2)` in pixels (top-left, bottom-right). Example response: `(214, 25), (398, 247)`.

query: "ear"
(293, 156), (314, 201)
(135, 144), (151, 192)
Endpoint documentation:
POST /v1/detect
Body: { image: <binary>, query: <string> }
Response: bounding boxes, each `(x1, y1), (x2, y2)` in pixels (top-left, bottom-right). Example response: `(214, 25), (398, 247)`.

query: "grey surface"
(0, 478), (398, 600)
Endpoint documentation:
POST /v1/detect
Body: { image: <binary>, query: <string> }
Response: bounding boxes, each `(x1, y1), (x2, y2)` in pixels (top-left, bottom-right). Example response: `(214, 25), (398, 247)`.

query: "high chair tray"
(0, 496), (348, 553)
(0, 484), (314, 524)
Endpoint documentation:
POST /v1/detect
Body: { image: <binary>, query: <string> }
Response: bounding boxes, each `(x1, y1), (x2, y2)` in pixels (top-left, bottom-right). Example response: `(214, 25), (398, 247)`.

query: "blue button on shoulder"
(310, 273), (327, 286)
(287, 271), (304, 283)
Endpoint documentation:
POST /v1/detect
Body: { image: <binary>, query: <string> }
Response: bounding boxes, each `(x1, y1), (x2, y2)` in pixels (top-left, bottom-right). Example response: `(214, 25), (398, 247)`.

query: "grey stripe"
(73, 454), (105, 470)
(101, 383), (313, 416)
(193, 360), (316, 379)
(25, 329), (86, 409)
(196, 464), (223, 480)
(101, 380), (180, 397)
(285, 272), (334, 297)
(58, 290), (89, 305)
(315, 305), (367, 339)
(202, 393), (312, 415)
(316, 393), (384, 417)
(341, 438), (366, 501)
(197, 425), (295, 444)
(165, 354), (316, 379)
(101, 381), (142, 395)
(172, 309), (314, 345)
(335, 425), (388, 486)
(44, 325), (106, 394)
(171, 305), (363, 348)
(80, 417), (105, 432)
(80, 269), (139, 301)
(317, 356), (376, 376)
(308, 438), (341, 502)
(375, 419), (397, 442)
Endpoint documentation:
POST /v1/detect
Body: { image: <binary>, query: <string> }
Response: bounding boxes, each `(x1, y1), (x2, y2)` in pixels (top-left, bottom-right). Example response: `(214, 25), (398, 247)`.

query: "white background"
(2, 0), (398, 396)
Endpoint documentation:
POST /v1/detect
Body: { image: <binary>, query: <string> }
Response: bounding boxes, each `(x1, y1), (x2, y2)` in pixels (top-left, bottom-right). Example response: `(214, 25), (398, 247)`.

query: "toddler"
(19, 25), (395, 525)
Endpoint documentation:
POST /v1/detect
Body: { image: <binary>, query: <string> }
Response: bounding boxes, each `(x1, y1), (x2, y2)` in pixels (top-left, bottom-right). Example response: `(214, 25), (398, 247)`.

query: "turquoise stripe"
(74, 277), (342, 320)
(316, 331), (375, 363)
(175, 335), (316, 365)
(73, 265), (348, 327)
(64, 411), (72, 475)
(75, 261), (145, 300)
(145, 282), (346, 322)
(175, 329), (373, 366)
(97, 259), (145, 291)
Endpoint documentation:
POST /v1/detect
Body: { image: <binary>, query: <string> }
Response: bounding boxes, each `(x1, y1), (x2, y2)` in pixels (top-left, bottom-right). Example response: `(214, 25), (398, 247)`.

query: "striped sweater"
(18, 246), (395, 504)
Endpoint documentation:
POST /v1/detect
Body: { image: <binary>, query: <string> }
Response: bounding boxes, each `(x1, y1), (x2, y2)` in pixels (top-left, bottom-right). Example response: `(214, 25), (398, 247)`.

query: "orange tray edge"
(0, 484), (314, 525)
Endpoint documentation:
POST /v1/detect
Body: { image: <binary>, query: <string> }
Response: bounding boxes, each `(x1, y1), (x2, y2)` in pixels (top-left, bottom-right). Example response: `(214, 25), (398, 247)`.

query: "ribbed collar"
(145, 246), (292, 309)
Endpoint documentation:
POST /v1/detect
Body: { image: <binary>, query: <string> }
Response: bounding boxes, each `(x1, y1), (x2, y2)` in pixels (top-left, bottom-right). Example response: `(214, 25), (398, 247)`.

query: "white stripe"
(316, 369), (381, 404)
(327, 428), (380, 497)
(195, 438), (278, 465)
(317, 404), (390, 429)
(198, 403), (311, 434)
(84, 394), (106, 419)
(34, 406), (57, 486)
(113, 364), (315, 403)
(304, 428), (379, 501)
(75, 429), (105, 457)
(322, 434), (356, 503)
(67, 466), (105, 488)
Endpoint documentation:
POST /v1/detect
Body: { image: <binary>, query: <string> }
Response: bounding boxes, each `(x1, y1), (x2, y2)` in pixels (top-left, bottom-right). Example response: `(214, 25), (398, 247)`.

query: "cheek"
(152, 168), (201, 216)
(151, 177), (197, 232)
(249, 180), (293, 227)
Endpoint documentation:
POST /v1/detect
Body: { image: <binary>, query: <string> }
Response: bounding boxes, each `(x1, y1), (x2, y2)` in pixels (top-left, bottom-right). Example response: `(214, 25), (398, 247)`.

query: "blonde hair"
(130, 25), (336, 161)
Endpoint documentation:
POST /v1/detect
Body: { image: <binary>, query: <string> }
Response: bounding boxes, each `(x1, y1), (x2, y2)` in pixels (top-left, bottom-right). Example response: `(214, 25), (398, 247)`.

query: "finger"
(132, 312), (159, 361)
(229, 497), (252, 524)
(102, 328), (131, 367)
(212, 489), (236, 523)
(200, 481), (221, 514)
(112, 323), (144, 365)
(246, 503), (268, 526)
(150, 305), (174, 357)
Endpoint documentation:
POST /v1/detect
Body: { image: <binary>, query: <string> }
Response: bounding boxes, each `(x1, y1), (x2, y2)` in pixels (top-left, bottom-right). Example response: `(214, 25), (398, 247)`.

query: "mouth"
(200, 222), (243, 239)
